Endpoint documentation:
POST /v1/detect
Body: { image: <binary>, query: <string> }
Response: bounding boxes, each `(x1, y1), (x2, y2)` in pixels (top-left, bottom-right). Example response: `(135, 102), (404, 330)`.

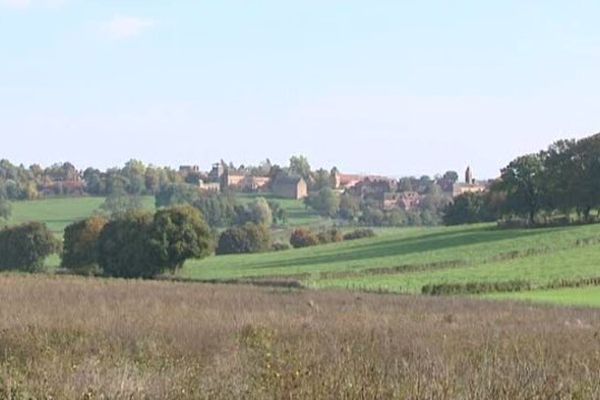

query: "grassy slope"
(7, 196), (155, 234)
(184, 223), (600, 305)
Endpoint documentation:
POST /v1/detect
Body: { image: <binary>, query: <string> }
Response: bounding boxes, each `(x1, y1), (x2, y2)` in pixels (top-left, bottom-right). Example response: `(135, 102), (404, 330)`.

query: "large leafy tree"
(97, 211), (159, 278)
(497, 153), (545, 224)
(61, 216), (108, 274)
(0, 222), (61, 272)
(151, 205), (213, 273)
(442, 192), (495, 225)
(288, 155), (311, 182)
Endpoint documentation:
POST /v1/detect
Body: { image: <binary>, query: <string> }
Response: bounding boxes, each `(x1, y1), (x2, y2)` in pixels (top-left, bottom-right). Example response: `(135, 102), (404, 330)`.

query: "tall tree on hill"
(150, 205), (213, 273)
(497, 153), (545, 225)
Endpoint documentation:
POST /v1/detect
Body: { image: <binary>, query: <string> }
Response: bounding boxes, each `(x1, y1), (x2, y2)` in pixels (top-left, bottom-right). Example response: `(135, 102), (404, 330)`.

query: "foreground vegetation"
(0, 274), (598, 399)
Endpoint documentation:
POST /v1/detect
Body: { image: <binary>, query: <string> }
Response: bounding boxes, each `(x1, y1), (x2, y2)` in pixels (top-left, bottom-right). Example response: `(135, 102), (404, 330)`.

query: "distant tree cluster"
(443, 132), (600, 226)
(0, 158), (183, 201)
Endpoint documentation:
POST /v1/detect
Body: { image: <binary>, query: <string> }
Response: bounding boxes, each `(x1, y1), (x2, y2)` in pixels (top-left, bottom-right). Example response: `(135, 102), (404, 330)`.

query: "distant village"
(179, 162), (492, 211)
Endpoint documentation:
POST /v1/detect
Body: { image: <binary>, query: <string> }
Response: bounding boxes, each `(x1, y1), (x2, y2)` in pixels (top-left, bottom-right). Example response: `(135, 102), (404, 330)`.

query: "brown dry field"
(0, 274), (599, 399)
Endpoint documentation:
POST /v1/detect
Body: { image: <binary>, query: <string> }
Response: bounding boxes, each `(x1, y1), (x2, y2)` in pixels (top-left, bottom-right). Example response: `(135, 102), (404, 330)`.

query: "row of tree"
(443, 132), (600, 226)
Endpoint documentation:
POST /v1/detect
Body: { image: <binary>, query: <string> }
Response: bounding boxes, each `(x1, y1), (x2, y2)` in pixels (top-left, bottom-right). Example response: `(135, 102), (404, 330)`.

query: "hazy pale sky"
(1, 1), (599, 178)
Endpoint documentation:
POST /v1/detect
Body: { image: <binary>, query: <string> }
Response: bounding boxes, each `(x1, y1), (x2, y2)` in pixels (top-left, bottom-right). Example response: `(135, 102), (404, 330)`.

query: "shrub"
(343, 228), (376, 241)
(61, 216), (108, 275)
(421, 280), (532, 295)
(0, 222), (61, 272)
(289, 228), (319, 248)
(271, 242), (291, 252)
(216, 223), (272, 255)
(316, 228), (343, 244)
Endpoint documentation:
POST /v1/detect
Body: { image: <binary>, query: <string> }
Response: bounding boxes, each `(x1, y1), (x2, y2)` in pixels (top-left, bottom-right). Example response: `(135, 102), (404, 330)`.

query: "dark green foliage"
(496, 154), (545, 225)
(289, 228), (319, 248)
(216, 223), (272, 255)
(97, 206), (213, 278)
(61, 216), (108, 275)
(343, 229), (376, 241)
(0, 222), (61, 272)
(443, 192), (496, 226)
(97, 211), (160, 278)
(151, 205), (213, 273)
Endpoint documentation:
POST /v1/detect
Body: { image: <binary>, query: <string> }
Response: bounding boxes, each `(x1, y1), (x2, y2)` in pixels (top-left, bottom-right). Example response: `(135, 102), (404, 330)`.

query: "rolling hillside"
(183, 223), (600, 306)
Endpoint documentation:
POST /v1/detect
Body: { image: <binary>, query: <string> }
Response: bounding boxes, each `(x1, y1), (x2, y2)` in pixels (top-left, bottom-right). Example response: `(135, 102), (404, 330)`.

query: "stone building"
(271, 175), (308, 199)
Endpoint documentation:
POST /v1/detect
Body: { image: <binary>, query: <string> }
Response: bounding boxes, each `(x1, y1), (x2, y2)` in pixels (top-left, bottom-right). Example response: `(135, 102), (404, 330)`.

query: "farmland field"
(0, 274), (598, 398)
(5, 197), (600, 307)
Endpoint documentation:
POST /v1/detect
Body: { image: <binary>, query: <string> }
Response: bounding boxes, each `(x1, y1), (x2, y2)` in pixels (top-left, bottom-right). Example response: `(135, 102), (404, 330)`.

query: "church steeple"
(465, 166), (473, 184)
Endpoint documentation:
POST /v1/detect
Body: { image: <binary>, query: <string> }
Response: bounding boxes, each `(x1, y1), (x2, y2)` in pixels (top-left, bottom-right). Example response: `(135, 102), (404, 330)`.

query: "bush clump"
(271, 242), (291, 252)
(216, 223), (272, 255)
(289, 228), (320, 248)
(62, 216), (108, 275)
(317, 228), (343, 244)
(0, 222), (61, 272)
(343, 228), (376, 241)
(421, 280), (532, 295)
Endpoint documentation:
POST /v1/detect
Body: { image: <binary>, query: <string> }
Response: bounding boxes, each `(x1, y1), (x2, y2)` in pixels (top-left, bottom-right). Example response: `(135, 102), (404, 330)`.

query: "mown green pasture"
(184, 223), (600, 306)
(6, 196), (155, 234)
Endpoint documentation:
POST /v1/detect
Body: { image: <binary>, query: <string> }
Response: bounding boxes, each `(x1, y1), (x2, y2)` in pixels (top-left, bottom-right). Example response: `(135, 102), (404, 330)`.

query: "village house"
(271, 175), (308, 200)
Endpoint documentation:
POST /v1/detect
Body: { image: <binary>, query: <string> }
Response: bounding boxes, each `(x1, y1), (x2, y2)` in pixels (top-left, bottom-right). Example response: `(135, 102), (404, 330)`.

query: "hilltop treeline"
(445, 132), (600, 226)
(0, 159), (183, 200)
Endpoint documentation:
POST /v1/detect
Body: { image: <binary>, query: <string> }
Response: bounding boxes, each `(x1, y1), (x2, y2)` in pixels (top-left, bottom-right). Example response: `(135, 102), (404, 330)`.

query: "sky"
(1, 1), (600, 179)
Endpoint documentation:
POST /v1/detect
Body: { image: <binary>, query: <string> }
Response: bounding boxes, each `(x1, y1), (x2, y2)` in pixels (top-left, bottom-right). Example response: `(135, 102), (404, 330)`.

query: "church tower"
(465, 166), (473, 184)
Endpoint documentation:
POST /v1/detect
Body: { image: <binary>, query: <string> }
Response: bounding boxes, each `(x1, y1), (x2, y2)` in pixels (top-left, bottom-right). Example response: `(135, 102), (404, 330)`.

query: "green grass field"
(7, 196), (155, 234)
(183, 223), (600, 306)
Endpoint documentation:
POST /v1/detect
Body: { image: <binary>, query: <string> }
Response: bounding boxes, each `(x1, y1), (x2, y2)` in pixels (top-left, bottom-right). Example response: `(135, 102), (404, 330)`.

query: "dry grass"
(0, 274), (599, 399)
